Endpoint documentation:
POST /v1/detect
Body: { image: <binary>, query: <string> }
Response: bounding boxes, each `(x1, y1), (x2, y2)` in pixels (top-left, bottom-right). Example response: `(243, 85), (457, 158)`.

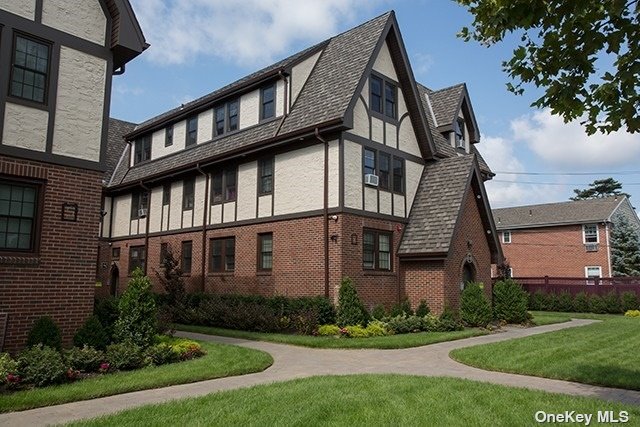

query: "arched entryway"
(109, 264), (119, 297)
(461, 261), (476, 289)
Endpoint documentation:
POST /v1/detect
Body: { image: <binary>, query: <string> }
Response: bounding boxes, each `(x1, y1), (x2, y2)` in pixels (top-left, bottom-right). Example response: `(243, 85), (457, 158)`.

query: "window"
(186, 117), (197, 147)
(214, 106), (225, 136)
(160, 242), (168, 263)
(583, 224), (598, 244)
(502, 230), (511, 244)
(0, 180), (39, 252)
(379, 153), (390, 190)
(10, 35), (50, 103)
(364, 148), (376, 176)
(455, 117), (465, 148)
(129, 246), (146, 274)
(392, 158), (404, 194)
(162, 184), (170, 206)
(370, 76), (383, 114)
(165, 125), (173, 147)
(258, 157), (274, 194)
(363, 229), (392, 271)
(211, 167), (237, 204)
(507, 268), (513, 278)
(585, 266), (602, 278)
(210, 237), (235, 272)
(130, 190), (149, 219)
(261, 84), (275, 120)
(181, 241), (192, 274)
(258, 233), (273, 271)
(384, 82), (396, 119)
(183, 178), (194, 210)
(133, 135), (151, 164)
(112, 247), (120, 259)
(227, 99), (239, 132)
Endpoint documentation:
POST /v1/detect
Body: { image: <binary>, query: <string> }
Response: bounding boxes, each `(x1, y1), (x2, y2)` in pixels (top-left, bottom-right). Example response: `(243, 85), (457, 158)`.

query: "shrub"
(385, 315), (424, 334)
(336, 277), (368, 327)
(415, 300), (430, 317)
(422, 314), (441, 332)
(26, 316), (62, 350)
(460, 282), (492, 327)
(317, 324), (341, 336)
(438, 308), (464, 332)
(528, 291), (548, 311)
(17, 345), (66, 387)
(365, 320), (388, 337)
(573, 292), (590, 312)
(0, 353), (18, 385)
(64, 346), (104, 373)
(169, 339), (205, 361)
(371, 304), (387, 320)
(114, 268), (157, 348)
(553, 292), (573, 313)
(495, 280), (533, 322)
(603, 292), (622, 314)
(344, 325), (370, 338)
(546, 293), (560, 312)
(292, 310), (319, 335)
(146, 343), (179, 366)
(95, 297), (120, 341)
(390, 299), (414, 317)
(73, 315), (109, 350)
(588, 294), (608, 314)
(621, 292), (639, 312)
(624, 310), (640, 318)
(105, 343), (145, 371)
(156, 250), (186, 306)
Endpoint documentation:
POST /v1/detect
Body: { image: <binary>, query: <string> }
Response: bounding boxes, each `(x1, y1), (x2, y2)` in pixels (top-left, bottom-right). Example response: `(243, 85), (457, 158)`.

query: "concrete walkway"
(2, 319), (639, 426)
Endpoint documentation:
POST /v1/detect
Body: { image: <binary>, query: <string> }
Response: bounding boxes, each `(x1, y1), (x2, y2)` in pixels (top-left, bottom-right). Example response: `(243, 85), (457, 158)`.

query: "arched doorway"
(461, 262), (476, 289)
(110, 264), (119, 297)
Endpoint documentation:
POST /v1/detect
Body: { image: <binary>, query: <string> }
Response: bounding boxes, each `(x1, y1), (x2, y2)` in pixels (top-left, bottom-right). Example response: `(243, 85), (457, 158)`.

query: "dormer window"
(227, 100), (239, 132)
(370, 74), (397, 119)
(133, 135), (151, 164)
(455, 117), (465, 149)
(165, 125), (173, 147)
(186, 117), (197, 147)
(384, 82), (396, 118)
(260, 84), (275, 120)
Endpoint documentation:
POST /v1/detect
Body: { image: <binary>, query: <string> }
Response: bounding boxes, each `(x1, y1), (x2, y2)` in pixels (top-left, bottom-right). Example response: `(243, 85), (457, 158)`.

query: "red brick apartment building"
(492, 196), (640, 279)
(0, 1), (146, 352)
(96, 12), (502, 318)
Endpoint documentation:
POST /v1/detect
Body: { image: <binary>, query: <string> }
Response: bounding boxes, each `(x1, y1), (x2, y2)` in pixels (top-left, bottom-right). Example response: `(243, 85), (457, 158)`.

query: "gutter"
(197, 164), (209, 293)
(315, 128), (330, 299)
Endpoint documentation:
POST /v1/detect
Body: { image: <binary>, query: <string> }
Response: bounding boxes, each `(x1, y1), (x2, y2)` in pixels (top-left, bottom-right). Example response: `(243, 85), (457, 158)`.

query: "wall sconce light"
(330, 234), (339, 242)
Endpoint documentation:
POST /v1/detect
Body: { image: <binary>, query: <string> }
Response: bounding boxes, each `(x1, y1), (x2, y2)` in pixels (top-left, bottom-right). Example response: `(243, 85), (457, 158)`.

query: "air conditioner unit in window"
(585, 243), (599, 252)
(138, 208), (148, 218)
(364, 174), (379, 186)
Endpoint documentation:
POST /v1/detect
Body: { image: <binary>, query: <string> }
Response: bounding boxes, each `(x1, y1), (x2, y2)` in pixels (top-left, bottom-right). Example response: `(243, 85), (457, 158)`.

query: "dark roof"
(105, 0), (148, 69)
(399, 155), (475, 255)
(105, 118), (135, 182)
(492, 196), (625, 230)
(427, 84), (465, 126)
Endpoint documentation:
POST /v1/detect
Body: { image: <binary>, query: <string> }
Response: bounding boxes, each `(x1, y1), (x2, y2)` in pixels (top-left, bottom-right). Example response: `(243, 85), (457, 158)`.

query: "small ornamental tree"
(114, 268), (157, 349)
(493, 279), (529, 323)
(460, 282), (492, 327)
(336, 277), (368, 327)
(156, 250), (186, 305)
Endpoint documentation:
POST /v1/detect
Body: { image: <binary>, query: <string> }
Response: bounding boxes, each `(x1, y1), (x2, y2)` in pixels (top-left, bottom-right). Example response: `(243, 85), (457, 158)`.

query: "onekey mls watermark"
(535, 410), (629, 425)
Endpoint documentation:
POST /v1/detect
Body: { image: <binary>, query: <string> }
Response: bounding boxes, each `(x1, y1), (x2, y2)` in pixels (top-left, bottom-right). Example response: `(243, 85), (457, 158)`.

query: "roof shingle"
(105, 118), (135, 182)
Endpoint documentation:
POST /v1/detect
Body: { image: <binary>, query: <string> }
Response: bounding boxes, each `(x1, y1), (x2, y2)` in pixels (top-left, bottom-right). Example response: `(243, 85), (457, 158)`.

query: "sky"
(110, 0), (640, 209)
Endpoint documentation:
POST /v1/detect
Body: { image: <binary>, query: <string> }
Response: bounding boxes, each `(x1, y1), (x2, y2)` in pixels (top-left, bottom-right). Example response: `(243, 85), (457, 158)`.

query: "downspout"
(315, 128), (330, 298)
(605, 221), (612, 278)
(139, 181), (151, 276)
(197, 164), (209, 293)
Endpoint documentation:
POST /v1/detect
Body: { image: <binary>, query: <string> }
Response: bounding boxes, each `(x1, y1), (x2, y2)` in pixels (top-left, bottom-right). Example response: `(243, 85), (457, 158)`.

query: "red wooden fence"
(495, 276), (640, 297)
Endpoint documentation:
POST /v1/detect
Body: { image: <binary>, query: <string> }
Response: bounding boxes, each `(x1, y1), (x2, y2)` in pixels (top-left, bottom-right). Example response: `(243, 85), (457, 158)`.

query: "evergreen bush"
(371, 304), (387, 320)
(336, 277), (368, 327)
(73, 315), (109, 350)
(94, 297), (119, 341)
(588, 294), (608, 314)
(415, 300), (430, 317)
(114, 268), (157, 348)
(621, 292), (639, 312)
(556, 292), (574, 313)
(105, 342), (145, 371)
(460, 282), (492, 327)
(493, 279), (529, 323)
(603, 291), (622, 314)
(26, 316), (62, 350)
(573, 292), (590, 312)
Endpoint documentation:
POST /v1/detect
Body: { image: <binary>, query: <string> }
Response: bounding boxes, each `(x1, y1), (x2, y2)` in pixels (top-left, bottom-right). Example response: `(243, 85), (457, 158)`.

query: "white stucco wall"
(398, 116), (421, 157)
(42, 0), (106, 45)
(393, 194), (405, 217)
(385, 123), (397, 148)
(2, 102), (48, 152)
(112, 195), (131, 237)
(291, 50), (321, 105)
(275, 79), (285, 117)
(344, 140), (362, 210)
(197, 110), (213, 144)
(210, 204), (222, 224)
(274, 144), (324, 215)
(372, 41), (398, 81)
(379, 191), (392, 215)
(236, 161), (257, 221)
(371, 117), (383, 144)
(258, 195), (272, 218)
(182, 209), (192, 229)
(352, 99), (369, 139)
(328, 140), (339, 208)
(223, 202), (235, 223)
(101, 196), (112, 238)
(239, 90), (259, 129)
(0, 0), (35, 20)
(169, 182), (183, 230)
(52, 46), (106, 162)
(148, 186), (162, 233)
(364, 186), (377, 212)
(193, 175), (205, 226)
(405, 160), (424, 214)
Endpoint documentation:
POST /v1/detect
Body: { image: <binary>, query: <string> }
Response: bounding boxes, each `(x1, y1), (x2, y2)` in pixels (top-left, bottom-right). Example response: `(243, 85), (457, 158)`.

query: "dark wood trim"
(343, 132), (424, 165)
(362, 227), (394, 272)
(44, 43), (60, 154)
(0, 25), (8, 147)
(258, 82), (276, 122)
(34, 0), (43, 23)
(208, 236), (235, 273)
(342, 206), (408, 223)
(257, 232), (273, 272)
(0, 175), (45, 256)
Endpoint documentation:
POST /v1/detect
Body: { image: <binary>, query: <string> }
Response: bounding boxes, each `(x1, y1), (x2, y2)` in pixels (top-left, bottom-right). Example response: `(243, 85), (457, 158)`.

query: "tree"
(456, 0), (640, 135)
(571, 178), (630, 200)
(155, 250), (186, 305)
(611, 215), (640, 276)
(114, 268), (157, 348)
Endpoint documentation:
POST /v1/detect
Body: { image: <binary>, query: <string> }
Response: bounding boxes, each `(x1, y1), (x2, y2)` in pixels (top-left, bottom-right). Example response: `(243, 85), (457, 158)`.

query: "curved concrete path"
(2, 319), (639, 426)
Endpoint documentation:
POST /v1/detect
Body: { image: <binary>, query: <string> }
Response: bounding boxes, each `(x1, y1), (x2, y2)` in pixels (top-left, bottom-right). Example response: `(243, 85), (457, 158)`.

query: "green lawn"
(0, 340), (272, 413)
(72, 375), (640, 427)
(530, 311), (571, 326)
(452, 313), (640, 390)
(175, 324), (486, 349)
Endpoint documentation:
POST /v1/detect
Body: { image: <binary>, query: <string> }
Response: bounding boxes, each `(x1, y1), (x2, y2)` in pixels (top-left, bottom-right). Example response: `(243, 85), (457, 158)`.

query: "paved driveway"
(2, 319), (639, 426)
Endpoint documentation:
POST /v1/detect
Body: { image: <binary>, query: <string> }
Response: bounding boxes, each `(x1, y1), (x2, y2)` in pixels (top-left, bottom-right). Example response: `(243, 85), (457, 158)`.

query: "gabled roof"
(105, 0), (148, 69)
(493, 196), (628, 230)
(104, 118), (135, 182)
(427, 83), (465, 127)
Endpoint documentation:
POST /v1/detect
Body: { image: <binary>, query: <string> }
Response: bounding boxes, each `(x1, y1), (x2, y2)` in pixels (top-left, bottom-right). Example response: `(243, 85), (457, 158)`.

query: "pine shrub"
(389, 299), (414, 317)
(26, 316), (62, 350)
(94, 297), (120, 341)
(528, 290), (548, 311)
(556, 292), (574, 312)
(573, 292), (590, 312)
(415, 300), (430, 317)
(73, 315), (109, 350)
(460, 282), (492, 327)
(493, 279), (529, 323)
(371, 304), (387, 320)
(114, 268), (157, 349)
(336, 277), (368, 327)
(588, 294), (608, 314)
(438, 308), (464, 331)
(621, 292), (639, 312)
(603, 291), (622, 314)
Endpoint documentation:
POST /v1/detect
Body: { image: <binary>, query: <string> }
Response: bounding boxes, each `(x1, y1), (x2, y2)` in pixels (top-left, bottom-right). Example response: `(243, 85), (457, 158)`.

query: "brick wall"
(499, 224), (611, 278)
(0, 156), (101, 353)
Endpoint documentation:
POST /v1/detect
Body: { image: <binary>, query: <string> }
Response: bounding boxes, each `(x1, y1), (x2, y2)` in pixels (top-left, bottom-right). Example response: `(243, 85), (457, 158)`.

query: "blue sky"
(111, 0), (640, 209)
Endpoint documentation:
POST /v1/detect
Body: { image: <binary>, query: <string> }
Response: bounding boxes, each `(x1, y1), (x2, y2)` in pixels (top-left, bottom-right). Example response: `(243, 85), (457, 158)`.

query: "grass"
(0, 340), (272, 413)
(452, 312), (640, 390)
(72, 375), (640, 426)
(175, 324), (486, 349)
(530, 311), (571, 326)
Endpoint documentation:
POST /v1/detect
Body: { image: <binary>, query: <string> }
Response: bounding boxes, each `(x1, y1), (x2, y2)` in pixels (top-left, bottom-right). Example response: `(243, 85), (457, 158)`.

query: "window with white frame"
(582, 224), (598, 244)
(585, 266), (602, 279)
(502, 230), (511, 244)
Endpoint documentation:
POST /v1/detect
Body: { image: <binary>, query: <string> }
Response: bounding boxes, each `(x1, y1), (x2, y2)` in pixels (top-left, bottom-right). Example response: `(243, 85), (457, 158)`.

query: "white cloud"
(130, 0), (379, 66)
(412, 52), (433, 76)
(512, 108), (640, 168)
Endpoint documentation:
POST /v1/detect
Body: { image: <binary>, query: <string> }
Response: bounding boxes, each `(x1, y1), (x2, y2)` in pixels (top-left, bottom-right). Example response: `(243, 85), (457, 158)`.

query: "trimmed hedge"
(527, 288), (639, 314)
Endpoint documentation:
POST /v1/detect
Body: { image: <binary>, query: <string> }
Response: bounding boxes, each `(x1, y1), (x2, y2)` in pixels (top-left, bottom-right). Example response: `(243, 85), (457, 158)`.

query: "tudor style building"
(99, 12), (501, 313)
(0, 1), (146, 352)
